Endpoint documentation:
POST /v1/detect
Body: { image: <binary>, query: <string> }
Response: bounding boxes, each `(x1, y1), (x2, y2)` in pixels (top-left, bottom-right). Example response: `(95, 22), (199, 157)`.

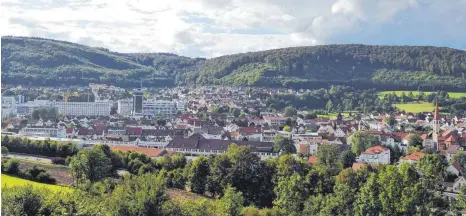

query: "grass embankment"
(379, 91), (466, 99)
(1, 174), (73, 193)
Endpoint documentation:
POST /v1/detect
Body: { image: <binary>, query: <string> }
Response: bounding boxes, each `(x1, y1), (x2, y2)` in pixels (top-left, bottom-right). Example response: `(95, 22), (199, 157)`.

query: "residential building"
(447, 161), (465, 176)
(263, 116), (287, 126)
(452, 176), (466, 193)
(400, 152), (425, 164)
(359, 145), (390, 164)
(165, 138), (278, 159)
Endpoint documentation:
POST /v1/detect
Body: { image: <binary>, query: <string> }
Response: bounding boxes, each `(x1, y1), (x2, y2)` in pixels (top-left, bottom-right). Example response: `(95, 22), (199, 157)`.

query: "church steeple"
(432, 103), (441, 149)
(434, 103), (440, 121)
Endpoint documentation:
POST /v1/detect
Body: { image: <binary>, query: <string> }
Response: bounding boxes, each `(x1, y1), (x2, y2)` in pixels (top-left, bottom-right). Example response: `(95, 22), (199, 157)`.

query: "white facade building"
(175, 101), (186, 113)
(16, 100), (52, 117)
(359, 145), (390, 164)
(19, 127), (66, 138)
(52, 102), (110, 116)
(143, 100), (177, 119)
(263, 116), (287, 126)
(117, 100), (133, 115)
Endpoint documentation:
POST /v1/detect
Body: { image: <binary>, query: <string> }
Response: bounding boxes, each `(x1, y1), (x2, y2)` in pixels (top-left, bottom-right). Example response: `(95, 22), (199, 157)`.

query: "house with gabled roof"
(358, 145), (390, 164)
(401, 152), (425, 164)
(447, 161), (465, 177)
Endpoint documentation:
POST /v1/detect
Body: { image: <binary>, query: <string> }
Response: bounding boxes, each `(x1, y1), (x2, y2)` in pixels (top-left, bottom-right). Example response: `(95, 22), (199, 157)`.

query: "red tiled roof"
(111, 146), (167, 158)
(127, 127), (142, 135)
(78, 128), (90, 136)
(402, 152), (425, 161)
(299, 144), (308, 154)
(239, 127), (263, 135)
(175, 124), (188, 129)
(352, 162), (367, 170)
(446, 136), (457, 143)
(362, 145), (389, 155)
(300, 138), (328, 144)
(391, 132), (410, 140)
(308, 156), (318, 165)
(264, 116), (287, 121)
(442, 129), (457, 138)
(420, 134), (429, 140)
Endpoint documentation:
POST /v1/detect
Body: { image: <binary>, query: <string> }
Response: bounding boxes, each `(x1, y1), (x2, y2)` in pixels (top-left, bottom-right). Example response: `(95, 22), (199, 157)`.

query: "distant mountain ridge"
(2, 36), (466, 90)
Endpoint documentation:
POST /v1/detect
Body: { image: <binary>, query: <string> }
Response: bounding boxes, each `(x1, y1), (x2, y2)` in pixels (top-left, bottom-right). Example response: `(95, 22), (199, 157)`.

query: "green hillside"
(2, 36), (466, 90)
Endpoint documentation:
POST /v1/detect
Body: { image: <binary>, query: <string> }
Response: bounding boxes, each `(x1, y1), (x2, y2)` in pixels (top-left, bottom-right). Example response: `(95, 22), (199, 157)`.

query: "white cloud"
(1, 0), (465, 57)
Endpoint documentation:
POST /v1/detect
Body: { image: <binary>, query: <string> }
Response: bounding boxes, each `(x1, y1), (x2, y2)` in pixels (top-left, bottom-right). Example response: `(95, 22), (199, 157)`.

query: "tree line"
(1, 136), (79, 159)
(4, 140), (466, 215)
(266, 85), (395, 114)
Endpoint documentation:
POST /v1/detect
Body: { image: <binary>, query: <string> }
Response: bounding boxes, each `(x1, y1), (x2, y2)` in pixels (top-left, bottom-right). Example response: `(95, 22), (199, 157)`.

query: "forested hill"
(2, 36), (466, 90)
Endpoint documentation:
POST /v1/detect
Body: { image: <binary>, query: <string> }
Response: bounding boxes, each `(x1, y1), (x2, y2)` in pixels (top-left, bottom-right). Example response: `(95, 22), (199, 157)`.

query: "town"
(2, 84), (466, 196)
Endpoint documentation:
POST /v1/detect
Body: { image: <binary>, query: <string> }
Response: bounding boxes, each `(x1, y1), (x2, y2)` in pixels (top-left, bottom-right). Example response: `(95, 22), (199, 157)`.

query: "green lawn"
(394, 102), (436, 113)
(1, 174), (73, 193)
(379, 91), (466, 99)
(317, 112), (352, 119)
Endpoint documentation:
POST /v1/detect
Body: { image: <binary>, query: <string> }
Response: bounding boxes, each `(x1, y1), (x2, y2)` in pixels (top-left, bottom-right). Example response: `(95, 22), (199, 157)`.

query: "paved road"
(5, 153), (53, 164)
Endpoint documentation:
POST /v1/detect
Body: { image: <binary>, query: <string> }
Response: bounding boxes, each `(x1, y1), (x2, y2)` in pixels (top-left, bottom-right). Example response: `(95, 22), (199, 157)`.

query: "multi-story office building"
(133, 88), (143, 115)
(16, 100), (111, 117)
(175, 101), (186, 113)
(16, 100), (51, 117)
(142, 100), (177, 119)
(19, 127), (66, 138)
(2, 96), (16, 109)
(52, 102), (110, 116)
(117, 100), (132, 115)
(1, 96), (17, 120)
(16, 95), (25, 104)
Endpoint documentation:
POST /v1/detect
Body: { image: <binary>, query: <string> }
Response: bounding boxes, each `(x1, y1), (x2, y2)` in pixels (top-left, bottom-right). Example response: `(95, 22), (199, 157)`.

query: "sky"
(1, 0), (466, 58)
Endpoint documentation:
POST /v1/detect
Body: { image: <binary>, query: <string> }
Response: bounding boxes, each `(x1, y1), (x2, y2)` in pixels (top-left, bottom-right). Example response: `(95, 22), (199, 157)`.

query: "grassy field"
(379, 91), (466, 99)
(393, 102), (436, 113)
(317, 112), (351, 119)
(1, 174), (73, 193)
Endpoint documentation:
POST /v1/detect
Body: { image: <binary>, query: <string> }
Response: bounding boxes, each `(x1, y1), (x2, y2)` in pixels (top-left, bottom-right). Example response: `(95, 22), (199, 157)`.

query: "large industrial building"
(15, 100), (111, 117)
(52, 101), (111, 116)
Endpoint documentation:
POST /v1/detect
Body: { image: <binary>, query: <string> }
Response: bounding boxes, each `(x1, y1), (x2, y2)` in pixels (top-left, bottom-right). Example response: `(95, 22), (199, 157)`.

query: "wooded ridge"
(2, 36), (466, 90)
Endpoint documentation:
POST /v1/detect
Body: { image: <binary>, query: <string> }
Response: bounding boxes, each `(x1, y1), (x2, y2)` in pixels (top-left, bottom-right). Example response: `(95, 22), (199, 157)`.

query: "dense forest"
(2, 36), (466, 90)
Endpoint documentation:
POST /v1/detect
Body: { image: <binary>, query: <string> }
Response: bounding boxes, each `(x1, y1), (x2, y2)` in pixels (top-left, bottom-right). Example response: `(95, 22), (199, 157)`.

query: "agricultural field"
(393, 102), (436, 113)
(1, 174), (73, 193)
(379, 91), (466, 99)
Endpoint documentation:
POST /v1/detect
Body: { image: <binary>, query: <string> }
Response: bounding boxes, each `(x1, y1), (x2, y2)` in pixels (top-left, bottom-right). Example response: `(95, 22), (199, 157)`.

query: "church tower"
(432, 103), (440, 148)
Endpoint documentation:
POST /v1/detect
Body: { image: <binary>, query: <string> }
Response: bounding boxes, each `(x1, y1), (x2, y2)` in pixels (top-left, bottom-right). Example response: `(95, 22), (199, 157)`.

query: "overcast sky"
(1, 0), (466, 57)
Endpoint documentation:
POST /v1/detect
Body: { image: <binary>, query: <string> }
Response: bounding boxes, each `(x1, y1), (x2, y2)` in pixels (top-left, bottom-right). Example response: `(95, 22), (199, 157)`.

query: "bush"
(20, 166), (56, 184)
(65, 156), (72, 165)
(3, 158), (20, 174)
(2, 146), (9, 156)
(1, 185), (44, 216)
(36, 172), (56, 184)
(51, 157), (66, 165)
